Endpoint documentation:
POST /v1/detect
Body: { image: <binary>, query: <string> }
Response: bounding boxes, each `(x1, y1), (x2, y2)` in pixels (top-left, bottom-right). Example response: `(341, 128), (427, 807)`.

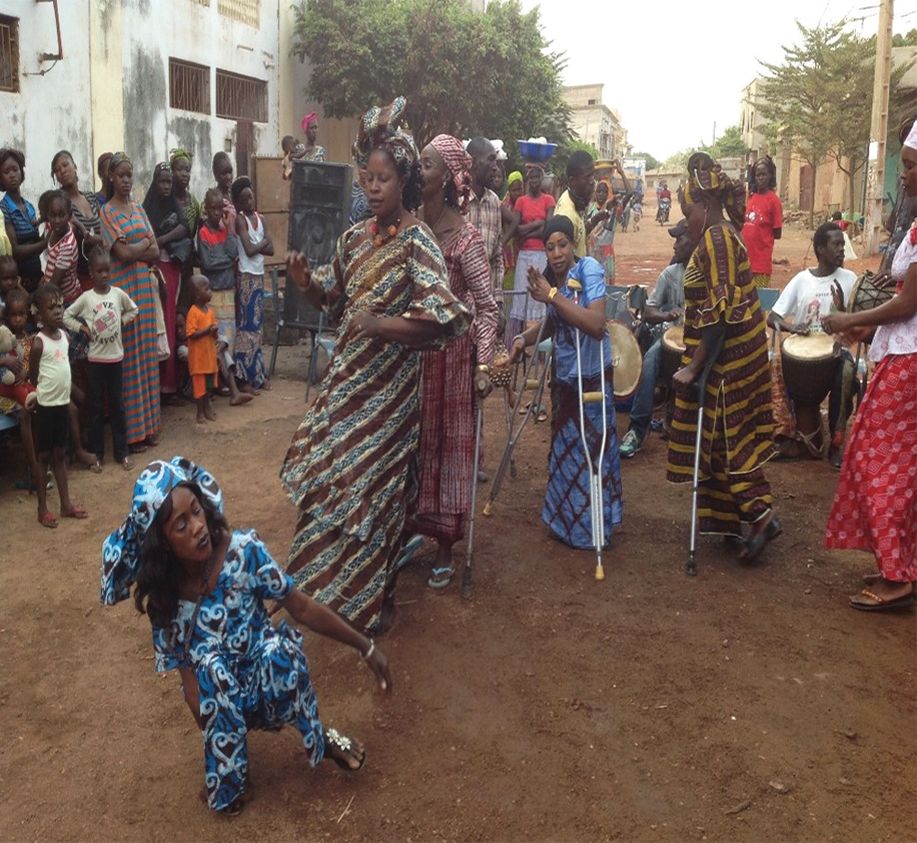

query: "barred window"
(216, 69), (267, 123)
(0, 15), (20, 93)
(218, 0), (260, 28)
(169, 58), (210, 115)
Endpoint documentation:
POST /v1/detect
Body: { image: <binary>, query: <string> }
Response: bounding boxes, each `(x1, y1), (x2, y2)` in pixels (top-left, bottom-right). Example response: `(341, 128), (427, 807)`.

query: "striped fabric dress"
(416, 223), (500, 544)
(101, 201), (160, 445)
(666, 223), (775, 536)
(280, 223), (470, 632)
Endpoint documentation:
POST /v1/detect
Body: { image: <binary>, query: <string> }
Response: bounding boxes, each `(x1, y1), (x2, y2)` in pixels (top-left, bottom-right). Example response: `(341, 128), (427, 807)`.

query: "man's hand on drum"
(666, 307), (683, 322)
(286, 250), (312, 293)
(821, 311), (855, 336)
(509, 335), (527, 365)
(526, 266), (554, 303)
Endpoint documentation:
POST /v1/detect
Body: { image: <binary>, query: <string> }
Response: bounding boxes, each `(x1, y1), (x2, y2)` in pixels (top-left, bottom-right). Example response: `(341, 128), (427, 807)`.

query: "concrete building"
(563, 84), (628, 161)
(0, 0), (348, 199)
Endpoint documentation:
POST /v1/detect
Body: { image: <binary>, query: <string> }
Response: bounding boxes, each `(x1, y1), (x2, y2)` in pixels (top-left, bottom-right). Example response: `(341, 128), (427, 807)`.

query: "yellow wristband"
(548, 287), (558, 300)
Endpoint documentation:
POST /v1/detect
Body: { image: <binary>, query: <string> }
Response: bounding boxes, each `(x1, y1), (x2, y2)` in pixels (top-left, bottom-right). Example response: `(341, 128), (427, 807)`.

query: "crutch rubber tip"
(482, 501), (494, 516)
(594, 565), (605, 581)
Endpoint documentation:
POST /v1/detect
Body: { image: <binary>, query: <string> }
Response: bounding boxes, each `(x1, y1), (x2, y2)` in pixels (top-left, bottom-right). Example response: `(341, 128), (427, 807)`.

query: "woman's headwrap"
(107, 151), (131, 175)
(430, 133), (473, 214)
(169, 147), (192, 167)
(100, 457), (223, 606)
(596, 178), (614, 208)
(905, 120), (917, 151)
(542, 213), (575, 244)
(507, 170), (523, 188)
(683, 152), (745, 227)
(352, 96), (418, 170)
(301, 112), (318, 132)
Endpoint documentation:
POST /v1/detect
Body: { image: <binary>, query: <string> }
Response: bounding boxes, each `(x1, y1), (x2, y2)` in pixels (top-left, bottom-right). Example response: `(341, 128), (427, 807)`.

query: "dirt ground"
(0, 210), (914, 842)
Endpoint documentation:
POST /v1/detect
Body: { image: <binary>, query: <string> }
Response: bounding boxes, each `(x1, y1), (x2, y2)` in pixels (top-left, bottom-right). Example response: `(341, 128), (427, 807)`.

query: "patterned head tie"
(430, 134), (473, 214)
(683, 151), (745, 227)
(107, 151), (132, 174)
(301, 111), (318, 132)
(352, 96), (418, 170)
(169, 148), (192, 166)
(100, 457), (223, 605)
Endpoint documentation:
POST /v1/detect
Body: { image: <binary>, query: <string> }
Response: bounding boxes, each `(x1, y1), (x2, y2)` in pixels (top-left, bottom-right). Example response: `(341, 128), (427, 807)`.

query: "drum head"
(607, 320), (642, 399)
(662, 324), (685, 353)
(782, 332), (837, 362)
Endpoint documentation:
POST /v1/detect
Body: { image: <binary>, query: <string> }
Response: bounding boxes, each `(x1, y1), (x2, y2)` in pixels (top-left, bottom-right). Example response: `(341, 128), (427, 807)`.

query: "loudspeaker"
(288, 160), (353, 268)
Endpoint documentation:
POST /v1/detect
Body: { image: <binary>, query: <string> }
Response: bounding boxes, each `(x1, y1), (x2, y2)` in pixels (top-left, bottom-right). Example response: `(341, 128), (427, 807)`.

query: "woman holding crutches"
(668, 152), (780, 564)
(508, 215), (623, 555)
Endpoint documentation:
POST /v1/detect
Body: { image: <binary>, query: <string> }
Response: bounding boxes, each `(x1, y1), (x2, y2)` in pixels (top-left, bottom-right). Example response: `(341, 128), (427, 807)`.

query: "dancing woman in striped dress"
(100, 153), (161, 450)
(280, 99), (470, 634)
(667, 153), (780, 562)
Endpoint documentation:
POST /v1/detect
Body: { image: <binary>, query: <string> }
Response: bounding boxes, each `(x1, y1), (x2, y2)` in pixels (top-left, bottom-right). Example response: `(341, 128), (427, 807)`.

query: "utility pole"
(864, 0), (894, 256)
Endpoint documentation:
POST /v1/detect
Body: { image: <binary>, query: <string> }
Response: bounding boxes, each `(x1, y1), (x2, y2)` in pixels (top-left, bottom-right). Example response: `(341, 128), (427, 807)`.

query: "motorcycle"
(656, 197), (671, 225)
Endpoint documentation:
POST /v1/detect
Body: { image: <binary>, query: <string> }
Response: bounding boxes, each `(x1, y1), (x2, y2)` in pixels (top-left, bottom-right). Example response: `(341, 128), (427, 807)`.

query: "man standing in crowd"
(466, 137), (504, 295)
(555, 150), (596, 257)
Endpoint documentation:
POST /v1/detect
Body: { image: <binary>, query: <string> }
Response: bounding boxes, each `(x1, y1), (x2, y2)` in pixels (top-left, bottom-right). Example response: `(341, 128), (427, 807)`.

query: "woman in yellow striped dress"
(667, 153), (780, 562)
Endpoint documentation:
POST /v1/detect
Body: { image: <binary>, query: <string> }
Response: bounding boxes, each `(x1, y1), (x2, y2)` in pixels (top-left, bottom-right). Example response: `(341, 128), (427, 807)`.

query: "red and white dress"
(825, 223), (917, 581)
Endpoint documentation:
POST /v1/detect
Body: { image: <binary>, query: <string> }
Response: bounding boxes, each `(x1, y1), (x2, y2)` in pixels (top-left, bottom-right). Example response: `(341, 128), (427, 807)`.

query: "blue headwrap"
(100, 457), (223, 605)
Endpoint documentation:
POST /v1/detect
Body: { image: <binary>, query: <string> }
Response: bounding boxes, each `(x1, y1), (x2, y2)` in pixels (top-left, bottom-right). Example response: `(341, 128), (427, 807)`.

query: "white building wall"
(0, 1), (94, 198)
(1, 0), (287, 202)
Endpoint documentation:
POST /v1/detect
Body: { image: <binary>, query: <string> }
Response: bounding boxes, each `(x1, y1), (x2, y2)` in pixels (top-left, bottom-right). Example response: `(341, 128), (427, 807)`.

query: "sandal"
(427, 565), (455, 590)
(62, 504), (89, 519)
(849, 588), (916, 612)
(39, 511), (59, 529)
(324, 728), (366, 771)
(536, 407), (548, 423)
(88, 460), (103, 474)
(120, 458), (134, 471)
(741, 515), (782, 563)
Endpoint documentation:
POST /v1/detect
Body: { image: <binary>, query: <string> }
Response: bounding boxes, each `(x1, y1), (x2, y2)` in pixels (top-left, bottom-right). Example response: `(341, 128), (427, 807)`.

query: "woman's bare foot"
(230, 393), (253, 406)
(205, 405), (217, 421)
(324, 728), (366, 771)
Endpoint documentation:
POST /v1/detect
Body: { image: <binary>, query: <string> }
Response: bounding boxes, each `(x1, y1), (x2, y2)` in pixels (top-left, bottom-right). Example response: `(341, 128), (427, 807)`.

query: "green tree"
(706, 125), (748, 159)
(892, 29), (917, 47)
(291, 0), (571, 153)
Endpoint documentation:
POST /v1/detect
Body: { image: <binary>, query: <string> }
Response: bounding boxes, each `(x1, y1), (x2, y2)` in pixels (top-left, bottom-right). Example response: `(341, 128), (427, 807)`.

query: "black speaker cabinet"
(288, 160), (353, 268)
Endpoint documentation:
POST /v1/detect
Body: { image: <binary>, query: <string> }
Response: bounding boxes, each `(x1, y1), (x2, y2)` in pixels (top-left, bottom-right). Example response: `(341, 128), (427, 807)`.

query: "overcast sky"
(520, 0), (917, 160)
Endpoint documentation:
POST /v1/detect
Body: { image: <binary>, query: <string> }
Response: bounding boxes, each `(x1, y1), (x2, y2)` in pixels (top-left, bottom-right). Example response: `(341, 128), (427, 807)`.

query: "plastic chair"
(268, 267), (337, 401)
(758, 287), (780, 313)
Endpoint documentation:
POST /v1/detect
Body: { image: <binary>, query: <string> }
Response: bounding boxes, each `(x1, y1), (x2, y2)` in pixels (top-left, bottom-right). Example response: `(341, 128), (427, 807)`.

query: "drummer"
(766, 222), (857, 468)
(619, 220), (696, 458)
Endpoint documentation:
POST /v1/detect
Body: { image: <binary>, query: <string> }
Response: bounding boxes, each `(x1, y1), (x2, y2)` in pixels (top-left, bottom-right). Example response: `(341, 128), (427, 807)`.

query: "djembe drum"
(607, 320), (642, 412)
(660, 325), (686, 384)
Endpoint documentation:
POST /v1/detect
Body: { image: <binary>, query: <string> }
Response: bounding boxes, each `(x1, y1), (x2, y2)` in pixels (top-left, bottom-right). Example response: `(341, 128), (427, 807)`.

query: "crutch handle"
(524, 378), (540, 389)
(582, 391), (604, 404)
(567, 279), (583, 292)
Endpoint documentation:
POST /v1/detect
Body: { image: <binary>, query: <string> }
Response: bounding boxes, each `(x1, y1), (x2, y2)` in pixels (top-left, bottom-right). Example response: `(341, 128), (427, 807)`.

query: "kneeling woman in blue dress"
(508, 215), (623, 549)
(100, 457), (391, 815)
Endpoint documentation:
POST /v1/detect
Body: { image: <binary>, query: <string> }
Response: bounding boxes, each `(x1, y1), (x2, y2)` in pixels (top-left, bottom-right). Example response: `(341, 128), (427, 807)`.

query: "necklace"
(371, 215), (400, 248)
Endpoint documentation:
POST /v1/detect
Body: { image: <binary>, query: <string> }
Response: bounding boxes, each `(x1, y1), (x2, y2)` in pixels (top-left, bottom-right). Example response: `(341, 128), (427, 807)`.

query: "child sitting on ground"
(185, 274), (220, 424)
(64, 246), (138, 472)
(28, 284), (88, 527)
(195, 189), (252, 407)
(101, 457), (391, 815)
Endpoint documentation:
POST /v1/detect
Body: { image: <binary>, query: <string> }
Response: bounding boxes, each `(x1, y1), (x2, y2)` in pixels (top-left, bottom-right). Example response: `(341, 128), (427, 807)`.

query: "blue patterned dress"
(543, 257), (623, 548)
(152, 529), (324, 811)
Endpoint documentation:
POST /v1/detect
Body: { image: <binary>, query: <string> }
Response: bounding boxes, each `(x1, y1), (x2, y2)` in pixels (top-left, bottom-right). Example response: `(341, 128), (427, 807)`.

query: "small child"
(28, 284), (88, 527)
(185, 274), (219, 424)
(64, 246), (138, 471)
(38, 190), (81, 307)
(631, 200), (643, 232)
(0, 254), (22, 315)
(281, 135), (307, 180)
(231, 176), (273, 391)
(0, 287), (37, 410)
(101, 457), (390, 815)
(196, 189), (251, 407)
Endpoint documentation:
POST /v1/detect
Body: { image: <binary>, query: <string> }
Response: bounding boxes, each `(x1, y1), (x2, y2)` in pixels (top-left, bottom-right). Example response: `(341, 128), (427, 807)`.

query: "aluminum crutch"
(461, 399), (485, 599)
(568, 279), (609, 582)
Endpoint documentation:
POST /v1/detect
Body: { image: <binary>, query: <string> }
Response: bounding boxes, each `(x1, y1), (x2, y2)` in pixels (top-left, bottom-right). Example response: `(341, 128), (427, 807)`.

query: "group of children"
(1, 149), (276, 524)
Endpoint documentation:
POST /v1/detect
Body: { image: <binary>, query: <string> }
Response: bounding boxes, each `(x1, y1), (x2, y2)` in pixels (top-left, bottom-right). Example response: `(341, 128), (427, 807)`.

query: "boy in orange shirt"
(185, 275), (219, 424)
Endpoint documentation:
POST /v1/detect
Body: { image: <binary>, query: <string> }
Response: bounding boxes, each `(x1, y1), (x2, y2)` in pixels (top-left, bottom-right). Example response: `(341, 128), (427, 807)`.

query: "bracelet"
(548, 287), (558, 300)
(361, 639), (375, 661)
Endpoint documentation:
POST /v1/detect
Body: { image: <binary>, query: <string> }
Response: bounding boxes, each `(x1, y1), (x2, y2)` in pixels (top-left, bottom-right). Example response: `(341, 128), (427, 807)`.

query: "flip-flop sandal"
(63, 505), (89, 519)
(39, 511), (59, 528)
(741, 516), (782, 563)
(427, 566), (455, 589)
(88, 460), (102, 474)
(121, 458), (134, 471)
(324, 728), (366, 771)
(849, 589), (916, 612)
(536, 407), (548, 423)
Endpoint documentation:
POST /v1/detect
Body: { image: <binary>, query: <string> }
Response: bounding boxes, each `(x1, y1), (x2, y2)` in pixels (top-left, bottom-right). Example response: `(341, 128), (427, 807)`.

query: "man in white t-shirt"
(767, 222), (857, 468)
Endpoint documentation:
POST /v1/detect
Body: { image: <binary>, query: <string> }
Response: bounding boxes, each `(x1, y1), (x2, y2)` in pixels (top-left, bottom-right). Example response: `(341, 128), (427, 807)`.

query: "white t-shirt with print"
(772, 267), (857, 333)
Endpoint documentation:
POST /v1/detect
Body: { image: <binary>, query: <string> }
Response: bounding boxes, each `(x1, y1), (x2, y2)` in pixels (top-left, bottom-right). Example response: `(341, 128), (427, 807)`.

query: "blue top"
(152, 529), (294, 673)
(550, 256), (612, 383)
(0, 193), (38, 239)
